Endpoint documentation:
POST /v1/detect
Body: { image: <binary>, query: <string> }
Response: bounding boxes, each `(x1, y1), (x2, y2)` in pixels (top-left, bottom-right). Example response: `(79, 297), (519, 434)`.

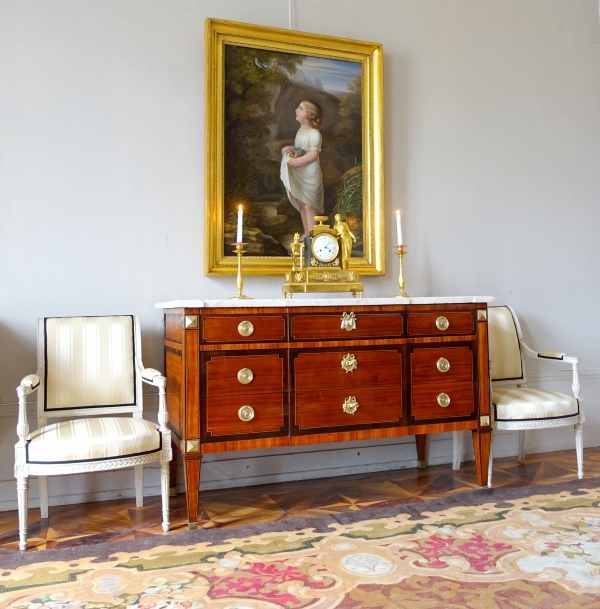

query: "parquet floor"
(1, 447), (599, 554)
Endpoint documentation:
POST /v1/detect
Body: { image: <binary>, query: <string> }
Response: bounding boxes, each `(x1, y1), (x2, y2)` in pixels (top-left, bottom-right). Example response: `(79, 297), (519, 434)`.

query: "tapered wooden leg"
(472, 428), (491, 487)
(169, 437), (178, 497)
(415, 434), (428, 468)
(183, 455), (201, 529)
(487, 431), (495, 488)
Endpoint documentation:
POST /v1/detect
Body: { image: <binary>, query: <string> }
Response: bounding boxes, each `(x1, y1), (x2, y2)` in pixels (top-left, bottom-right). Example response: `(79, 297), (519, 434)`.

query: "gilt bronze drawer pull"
(238, 320), (255, 337)
(237, 368), (254, 384)
(435, 316), (449, 331)
(238, 405), (255, 421)
(437, 392), (451, 407)
(343, 396), (359, 415)
(436, 357), (450, 373)
(341, 353), (358, 373)
(341, 312), (356, 331)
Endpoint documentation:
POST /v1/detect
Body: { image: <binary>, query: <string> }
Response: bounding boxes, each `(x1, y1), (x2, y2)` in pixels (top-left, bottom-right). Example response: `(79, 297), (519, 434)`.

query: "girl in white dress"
(280, 100), (324, 239)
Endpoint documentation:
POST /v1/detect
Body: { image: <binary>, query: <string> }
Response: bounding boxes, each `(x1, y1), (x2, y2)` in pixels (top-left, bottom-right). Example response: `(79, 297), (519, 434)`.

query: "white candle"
(236, 204), (243, 243)
(395, 210), (403, 245)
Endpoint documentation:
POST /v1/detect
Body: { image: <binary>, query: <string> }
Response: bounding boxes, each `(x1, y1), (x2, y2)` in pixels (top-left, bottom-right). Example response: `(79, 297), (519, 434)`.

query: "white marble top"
(155, 296), (495, 309)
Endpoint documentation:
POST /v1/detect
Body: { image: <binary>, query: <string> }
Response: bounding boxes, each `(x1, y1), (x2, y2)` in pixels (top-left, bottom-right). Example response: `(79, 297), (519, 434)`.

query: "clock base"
(282, 268), (365, 299)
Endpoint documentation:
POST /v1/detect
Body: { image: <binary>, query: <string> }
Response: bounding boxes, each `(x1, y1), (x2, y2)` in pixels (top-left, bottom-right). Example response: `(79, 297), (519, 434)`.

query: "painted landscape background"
(223, 45), (363, 257)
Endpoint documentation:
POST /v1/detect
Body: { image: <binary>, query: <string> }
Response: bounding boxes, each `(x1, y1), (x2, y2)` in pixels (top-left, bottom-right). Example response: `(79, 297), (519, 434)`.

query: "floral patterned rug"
(2, 481), (600, 608)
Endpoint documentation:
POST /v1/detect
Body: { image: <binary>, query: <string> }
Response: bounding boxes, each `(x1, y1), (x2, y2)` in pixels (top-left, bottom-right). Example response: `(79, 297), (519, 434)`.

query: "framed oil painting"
(204, 19), (384, 276)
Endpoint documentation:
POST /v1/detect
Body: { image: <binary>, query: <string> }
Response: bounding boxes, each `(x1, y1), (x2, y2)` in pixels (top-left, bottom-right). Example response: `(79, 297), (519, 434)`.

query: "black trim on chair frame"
(25, 429), (163, 465)
(43, 315), (138, 412)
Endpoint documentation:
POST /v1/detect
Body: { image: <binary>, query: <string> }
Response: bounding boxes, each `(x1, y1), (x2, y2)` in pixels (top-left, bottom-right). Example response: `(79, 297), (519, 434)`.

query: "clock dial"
(312, 233), (339, 262)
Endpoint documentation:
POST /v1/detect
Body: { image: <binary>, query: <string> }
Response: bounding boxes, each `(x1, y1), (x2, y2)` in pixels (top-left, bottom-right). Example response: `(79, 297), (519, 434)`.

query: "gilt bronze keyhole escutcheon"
(343, 396), (360, 414)
(341, 353), (358, 373)
(341, 312), (356, 331)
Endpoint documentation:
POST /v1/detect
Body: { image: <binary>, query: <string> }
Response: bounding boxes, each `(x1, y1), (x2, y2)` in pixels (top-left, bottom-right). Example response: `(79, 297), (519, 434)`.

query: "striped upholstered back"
(43, 316), (137, 412)
(488, 306), (524, 382)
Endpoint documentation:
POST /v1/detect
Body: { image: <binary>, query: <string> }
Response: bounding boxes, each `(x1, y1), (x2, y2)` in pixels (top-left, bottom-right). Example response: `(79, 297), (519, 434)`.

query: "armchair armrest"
(538, 350), (566, 360)
(16, 374), (39, 446)
(141, 367), (166, 386)
(136, 359), (169, 430)
(18, 374), (40, 396)
(520, 339), (580, 399)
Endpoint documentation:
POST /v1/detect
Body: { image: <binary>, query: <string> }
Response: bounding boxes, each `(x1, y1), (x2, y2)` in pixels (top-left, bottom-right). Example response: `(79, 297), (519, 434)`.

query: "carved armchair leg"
(517, 430), (528, 463)
(575, 422), (584, 479)
(170, 437), (178, 496)
(39, 475), (49, 519)
(17, 476), (29, 551)
(415, 434), (428, 468)
(160, 461), (170, 532)
(134, 465), (144, 508)
(452, 431), (464, 470)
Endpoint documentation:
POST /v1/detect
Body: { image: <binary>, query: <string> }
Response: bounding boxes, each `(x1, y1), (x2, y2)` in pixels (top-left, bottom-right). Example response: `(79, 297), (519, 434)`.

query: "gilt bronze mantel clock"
(282, 216), (364, 298)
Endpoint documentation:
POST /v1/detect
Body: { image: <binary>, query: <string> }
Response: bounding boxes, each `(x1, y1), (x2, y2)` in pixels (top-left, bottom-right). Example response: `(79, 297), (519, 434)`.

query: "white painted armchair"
(453, 305), (583, 487)
(15, 315), (172, 550)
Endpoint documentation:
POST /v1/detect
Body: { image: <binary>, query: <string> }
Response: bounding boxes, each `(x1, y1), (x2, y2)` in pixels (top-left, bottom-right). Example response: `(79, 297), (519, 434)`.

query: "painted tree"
(224, 46), (304, 227)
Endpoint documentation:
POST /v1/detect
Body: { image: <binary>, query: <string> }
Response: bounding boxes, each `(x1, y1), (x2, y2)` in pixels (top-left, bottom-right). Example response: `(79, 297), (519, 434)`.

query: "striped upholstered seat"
(493, 388), (579, 422)
(27, 417), (161, 463)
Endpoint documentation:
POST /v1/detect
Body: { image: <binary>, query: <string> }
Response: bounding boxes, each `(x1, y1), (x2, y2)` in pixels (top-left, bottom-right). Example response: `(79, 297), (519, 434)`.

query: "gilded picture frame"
(205, 18), (384, 276)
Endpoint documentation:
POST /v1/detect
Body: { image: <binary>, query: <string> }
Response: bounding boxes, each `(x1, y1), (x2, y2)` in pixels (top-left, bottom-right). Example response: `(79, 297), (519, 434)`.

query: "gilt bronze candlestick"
(392, 245), (412, 298)
(228, 243), (253, 300)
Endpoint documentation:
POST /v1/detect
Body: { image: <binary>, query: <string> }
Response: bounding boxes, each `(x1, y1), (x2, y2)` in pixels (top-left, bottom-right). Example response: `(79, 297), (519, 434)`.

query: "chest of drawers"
(159, 298), (492, 527)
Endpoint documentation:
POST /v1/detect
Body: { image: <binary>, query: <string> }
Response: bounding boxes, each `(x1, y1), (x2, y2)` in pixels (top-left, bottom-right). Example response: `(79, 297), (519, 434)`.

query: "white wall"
(1, 0), (600, 511)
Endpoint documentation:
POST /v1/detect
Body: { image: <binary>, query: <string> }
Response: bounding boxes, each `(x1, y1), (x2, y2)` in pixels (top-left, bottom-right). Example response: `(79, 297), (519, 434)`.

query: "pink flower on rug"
(413, 534), (514, 573)
(209, 561), (333, 606)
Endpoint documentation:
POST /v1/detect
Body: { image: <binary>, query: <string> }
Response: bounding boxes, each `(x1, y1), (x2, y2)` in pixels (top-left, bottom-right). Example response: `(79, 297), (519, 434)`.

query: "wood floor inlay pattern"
(1, 447), (597, 554)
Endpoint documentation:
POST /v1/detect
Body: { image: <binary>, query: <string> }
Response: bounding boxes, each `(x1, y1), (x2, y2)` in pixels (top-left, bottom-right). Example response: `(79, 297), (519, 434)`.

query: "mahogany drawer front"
(411, 381), (475, 420)
(295, 385), (402, 429)
(290, 313), (403, 340)
(202, 315), (286, 343)
(406, 312), (474, 336)
(294, 349), (401, 391)
(204, 353), (284, 397)
(205, 393), (285, 437)
(410, 346), (474, 384)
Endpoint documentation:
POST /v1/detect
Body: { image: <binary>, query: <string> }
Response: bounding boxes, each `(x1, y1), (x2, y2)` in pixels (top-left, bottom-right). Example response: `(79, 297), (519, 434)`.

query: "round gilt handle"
(435, 316), (450, 331)
(436, 357), (450, 373)
(238, 320), (255, 337)
(237, 368), (254, 384)
(238, 405), (255, 422)
(437, 393), (451, 408)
